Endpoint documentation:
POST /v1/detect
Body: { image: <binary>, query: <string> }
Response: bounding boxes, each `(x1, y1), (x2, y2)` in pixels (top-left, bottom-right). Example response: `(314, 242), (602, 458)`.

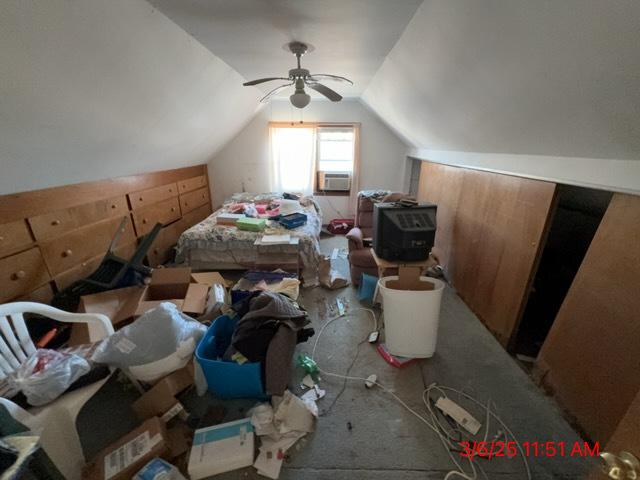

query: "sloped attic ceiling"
(362, 0), (640, 161)
(0, 0), (262, 195)
(146, 0), (423, 99)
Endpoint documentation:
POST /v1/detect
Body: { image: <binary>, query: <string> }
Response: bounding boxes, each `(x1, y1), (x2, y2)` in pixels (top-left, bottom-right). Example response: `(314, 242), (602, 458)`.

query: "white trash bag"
(8, 349), (91, 406)
(91, 302), (206, 382)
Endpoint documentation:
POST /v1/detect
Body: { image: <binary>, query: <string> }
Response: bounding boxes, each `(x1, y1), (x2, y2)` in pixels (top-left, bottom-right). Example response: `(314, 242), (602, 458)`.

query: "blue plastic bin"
(195, 315), (268, 399)
(279, 212), (307, 229)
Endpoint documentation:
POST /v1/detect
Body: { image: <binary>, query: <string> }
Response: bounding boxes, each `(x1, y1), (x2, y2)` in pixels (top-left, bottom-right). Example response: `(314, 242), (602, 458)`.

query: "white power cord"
(310, 308), (532, 480)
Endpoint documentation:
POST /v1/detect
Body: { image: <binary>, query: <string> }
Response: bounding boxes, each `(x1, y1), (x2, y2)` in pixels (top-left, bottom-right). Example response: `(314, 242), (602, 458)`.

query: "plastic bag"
(8, 349), (90, 407)
(91, 302), (206, 382)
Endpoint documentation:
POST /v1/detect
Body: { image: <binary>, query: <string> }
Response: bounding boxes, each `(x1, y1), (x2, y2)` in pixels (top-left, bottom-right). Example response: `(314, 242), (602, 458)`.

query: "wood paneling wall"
(0, 165), (213, 304)
(536, 193), (640, 444)
(417, 162), (557, 346)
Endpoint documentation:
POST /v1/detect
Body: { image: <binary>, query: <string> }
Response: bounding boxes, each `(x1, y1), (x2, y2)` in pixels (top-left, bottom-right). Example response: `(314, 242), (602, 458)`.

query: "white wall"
(208, 100), (409, 218)
(0, 0), (262, 195)
(363, 0), (640, 193)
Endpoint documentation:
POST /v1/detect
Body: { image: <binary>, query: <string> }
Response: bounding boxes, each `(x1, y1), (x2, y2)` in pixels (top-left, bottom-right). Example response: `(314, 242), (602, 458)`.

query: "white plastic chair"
(0, 301), (114, 480)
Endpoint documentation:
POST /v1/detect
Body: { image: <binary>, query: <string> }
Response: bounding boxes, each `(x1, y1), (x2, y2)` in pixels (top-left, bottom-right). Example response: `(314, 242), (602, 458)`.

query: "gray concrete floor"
(78, 235), (595, 479)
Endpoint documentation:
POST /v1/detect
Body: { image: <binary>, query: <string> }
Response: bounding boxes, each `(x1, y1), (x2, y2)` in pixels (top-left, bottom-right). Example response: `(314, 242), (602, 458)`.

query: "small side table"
(370, 248), (436, 290)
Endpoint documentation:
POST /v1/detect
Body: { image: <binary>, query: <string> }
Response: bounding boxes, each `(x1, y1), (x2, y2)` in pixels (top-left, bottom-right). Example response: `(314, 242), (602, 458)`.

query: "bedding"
(175, 193), (323, 284)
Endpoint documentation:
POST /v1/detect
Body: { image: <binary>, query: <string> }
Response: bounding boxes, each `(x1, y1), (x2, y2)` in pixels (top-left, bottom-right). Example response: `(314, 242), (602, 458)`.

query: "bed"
(175, 193), (323, 284)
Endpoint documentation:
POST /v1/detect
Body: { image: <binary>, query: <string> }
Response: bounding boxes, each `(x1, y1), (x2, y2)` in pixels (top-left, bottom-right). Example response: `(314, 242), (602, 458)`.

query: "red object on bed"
(327, 218), (355, 235)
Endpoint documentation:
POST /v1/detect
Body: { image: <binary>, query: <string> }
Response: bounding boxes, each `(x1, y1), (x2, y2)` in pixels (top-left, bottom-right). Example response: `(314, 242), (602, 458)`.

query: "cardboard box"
(236, 217), (266, 232)
(216, 213), (245, 226)
(72, 268), (209, 344)
(188, 418), (255, 479)
(132, 362), (194, 420)
(72, 286), (146, 345)
(190, 271), (226, 288)
(134, 268), (208, 316)
(83, 417), (170, 480)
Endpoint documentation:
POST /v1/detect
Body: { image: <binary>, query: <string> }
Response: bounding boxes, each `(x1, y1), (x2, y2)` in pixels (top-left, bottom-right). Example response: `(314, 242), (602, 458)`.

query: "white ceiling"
(363, 0), (640, 161)
(146, 0), (423, 99)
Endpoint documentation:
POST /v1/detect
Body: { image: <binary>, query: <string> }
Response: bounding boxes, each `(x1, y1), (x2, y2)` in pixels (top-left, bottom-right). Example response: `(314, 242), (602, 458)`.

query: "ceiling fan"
(243, 41), (353, 109)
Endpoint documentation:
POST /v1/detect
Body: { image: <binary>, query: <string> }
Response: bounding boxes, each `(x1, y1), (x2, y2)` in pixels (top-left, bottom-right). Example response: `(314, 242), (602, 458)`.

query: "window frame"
(268, 122), (360, 196)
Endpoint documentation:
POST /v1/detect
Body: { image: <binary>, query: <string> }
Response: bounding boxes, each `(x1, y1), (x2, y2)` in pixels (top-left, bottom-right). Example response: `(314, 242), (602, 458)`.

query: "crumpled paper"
(250, 390), (317, 479)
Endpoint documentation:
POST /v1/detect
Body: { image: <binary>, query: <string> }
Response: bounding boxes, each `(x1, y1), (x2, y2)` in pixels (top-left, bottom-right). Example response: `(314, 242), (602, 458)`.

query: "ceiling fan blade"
(260, 82), (294, 102)
(306, 74), (353, 85)
(243, 77), (290, 86)
(306, 82), (342, 102)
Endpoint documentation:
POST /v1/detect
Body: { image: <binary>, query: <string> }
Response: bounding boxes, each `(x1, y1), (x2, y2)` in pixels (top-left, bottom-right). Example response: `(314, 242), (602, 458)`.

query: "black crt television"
(372, 202), (437, 261)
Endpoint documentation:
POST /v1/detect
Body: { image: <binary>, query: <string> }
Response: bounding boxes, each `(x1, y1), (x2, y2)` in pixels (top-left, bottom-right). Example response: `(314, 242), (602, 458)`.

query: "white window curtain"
(269, 126), (317, 195)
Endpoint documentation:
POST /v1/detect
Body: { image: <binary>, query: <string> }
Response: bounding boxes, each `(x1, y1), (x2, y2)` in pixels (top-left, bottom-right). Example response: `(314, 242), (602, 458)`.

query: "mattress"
(175, 194), (323, 284)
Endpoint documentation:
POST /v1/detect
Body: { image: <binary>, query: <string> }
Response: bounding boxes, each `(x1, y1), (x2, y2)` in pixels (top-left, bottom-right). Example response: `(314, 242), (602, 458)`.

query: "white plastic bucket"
(378, 276), (445, 358)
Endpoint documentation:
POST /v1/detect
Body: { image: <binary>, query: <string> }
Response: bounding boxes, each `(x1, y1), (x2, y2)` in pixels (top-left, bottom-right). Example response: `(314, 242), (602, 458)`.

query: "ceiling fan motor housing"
(289, 68), (310, 79)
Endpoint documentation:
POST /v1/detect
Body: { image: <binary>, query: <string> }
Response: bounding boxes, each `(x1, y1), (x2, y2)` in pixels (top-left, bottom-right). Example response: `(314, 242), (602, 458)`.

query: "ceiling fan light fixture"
(290, 91), (311, 109)
(244, 41), (352, 106)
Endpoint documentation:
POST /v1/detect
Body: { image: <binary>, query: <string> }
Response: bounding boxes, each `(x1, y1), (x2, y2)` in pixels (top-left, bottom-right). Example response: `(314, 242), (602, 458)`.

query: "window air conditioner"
(317, 171), (351, 191)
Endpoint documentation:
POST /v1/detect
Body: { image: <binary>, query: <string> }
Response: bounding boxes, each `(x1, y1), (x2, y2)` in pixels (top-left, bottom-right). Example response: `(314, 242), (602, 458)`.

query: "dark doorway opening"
(514, 184), (612, 358)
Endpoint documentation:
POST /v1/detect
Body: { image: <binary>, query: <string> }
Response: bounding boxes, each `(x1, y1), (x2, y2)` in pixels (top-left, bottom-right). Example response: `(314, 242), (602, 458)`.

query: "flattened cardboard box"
(82, 417), (169, 480)
(132, 362), (194, 420)
(71, 268), (208, 345)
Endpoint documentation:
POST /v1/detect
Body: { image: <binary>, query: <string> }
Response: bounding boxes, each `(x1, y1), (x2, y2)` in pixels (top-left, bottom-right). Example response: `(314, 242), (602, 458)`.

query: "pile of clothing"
(224, 291), (314, 396)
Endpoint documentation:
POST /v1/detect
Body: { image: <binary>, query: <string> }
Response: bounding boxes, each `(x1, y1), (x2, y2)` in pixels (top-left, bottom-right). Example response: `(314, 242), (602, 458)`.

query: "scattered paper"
(301, 386), (326, 403)
(250, 404), (277, 437)
(301, 375), (315, 389)
(251, 390), (316, 479)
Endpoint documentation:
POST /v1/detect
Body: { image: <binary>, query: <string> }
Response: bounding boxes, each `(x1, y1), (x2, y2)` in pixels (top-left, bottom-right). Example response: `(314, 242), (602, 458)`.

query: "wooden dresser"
(0, 165), (213, 305)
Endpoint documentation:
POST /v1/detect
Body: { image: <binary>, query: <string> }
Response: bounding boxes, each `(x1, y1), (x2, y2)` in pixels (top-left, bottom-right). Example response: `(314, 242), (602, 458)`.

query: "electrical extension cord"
(310, 308), (532, 480)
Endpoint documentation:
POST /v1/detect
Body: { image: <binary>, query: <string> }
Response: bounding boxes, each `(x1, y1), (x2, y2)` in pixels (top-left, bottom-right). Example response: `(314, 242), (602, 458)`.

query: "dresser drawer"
(0, 219), (34, 258)
(28, 195), (128, 241)
(0, 248), (51, 302)
(40, 216), (136, 276)
(129, 183), (178, 210)
(180, 187), (209, 215)
(181, 203), (212, 229)
(54, 241), (137, 291)
(147, 221), (185, 267)
(132, 197), (181, 237)
(18, 282), (55, 304)
(178, 175), (207, 194)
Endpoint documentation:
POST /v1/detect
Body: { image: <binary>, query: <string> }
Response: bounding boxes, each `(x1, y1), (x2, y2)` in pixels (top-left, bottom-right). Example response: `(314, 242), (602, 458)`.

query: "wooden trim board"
(0, 165), (206, 223)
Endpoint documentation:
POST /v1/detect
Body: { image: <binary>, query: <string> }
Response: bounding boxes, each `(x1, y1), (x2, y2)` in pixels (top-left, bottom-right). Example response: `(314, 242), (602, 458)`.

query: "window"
(270, 126), (316, 194)
(317, 127), (355, 173)
(269, 123), (359, 196)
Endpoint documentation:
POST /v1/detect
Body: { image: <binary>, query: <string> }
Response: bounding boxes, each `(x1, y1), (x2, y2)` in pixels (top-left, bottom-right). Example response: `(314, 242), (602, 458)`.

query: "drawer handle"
(11, 271), (26, 281)
(202, 194), (206, 199)
(51, 219), (61, 226)
(62, 249), (73, 257)
(153, 248), (159, 254)
(139, 197), (143, 202)
(184, 202), (188, 207)
(111, 204), (117, 209)
(169, 188), (173, 193)
(142, 218), (148, 224)
(171, 207), (176, 212)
